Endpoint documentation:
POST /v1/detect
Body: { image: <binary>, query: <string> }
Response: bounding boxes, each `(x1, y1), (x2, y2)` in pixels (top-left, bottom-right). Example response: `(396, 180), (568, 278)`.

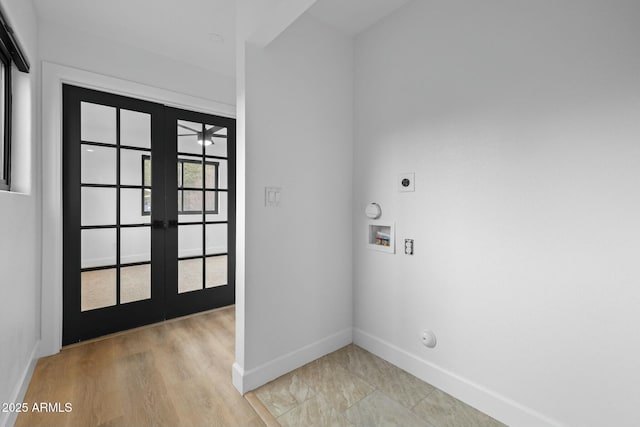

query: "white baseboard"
(353, 328), (566, 427)
(232, 362), (245, 394)
(1, 340), (40, 427)
(233, 327), (353, 394)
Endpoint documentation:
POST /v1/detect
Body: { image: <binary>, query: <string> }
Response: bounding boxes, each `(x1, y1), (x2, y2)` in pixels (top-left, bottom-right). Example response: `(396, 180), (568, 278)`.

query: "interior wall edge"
(234, 327), (353, 394)
(353, 328), (566, 427)
(245, 0), (317, 47)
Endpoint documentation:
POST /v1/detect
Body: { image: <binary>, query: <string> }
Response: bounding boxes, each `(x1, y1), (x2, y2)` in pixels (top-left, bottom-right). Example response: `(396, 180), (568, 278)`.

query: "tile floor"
(252, 344), (506, 427)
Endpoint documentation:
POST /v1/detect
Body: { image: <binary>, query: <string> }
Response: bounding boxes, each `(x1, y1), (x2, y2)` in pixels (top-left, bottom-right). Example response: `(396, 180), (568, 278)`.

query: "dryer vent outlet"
(421, 330), (437, 348)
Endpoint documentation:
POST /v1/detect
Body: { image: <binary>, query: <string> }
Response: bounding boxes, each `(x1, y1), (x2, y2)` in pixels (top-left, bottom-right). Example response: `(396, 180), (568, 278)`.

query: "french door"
(62, 85), (235, 344)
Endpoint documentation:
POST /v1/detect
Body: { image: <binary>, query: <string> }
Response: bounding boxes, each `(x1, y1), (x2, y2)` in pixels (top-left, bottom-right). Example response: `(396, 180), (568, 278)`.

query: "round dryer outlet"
(421, 330), (437, 348)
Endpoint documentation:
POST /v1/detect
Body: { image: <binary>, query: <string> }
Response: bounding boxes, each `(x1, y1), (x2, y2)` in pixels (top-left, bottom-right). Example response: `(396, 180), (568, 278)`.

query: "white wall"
(38, 20), (235, 105)
(239, 13), (354, 387)
(0, 0), (40, 426)
(354, 1), (640, 426)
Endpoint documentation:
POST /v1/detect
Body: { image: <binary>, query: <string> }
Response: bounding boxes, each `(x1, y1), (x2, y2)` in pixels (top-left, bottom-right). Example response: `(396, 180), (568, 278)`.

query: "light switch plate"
(265, 187), (282, 207)
(399, 173), (415, 192)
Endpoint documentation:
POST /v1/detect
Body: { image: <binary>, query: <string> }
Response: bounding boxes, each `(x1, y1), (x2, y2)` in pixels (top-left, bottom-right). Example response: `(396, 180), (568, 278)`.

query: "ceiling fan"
(178, 124), (227, 146)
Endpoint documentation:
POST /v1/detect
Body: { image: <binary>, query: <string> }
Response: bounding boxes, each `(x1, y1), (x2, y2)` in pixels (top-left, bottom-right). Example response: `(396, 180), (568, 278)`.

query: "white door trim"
(40, 61), (236, 356)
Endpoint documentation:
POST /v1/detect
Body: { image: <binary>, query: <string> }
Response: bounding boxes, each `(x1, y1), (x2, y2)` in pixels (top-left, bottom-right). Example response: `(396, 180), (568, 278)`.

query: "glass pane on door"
(81, 102), (116, 144)
(120, 149), (148, 186)
(121, 264), (151, 304)
(120, 109), (151, 149)
(78, 100), (153, 313)
(121, 188), (151, 224)
(206, 191), (228, 222)
(81, 269), (117, 311)
(80, 227), (116, 312)
(121, 227), (151, 263)
(81, 187), (116, 226)
(176, 119), (229, 295)
(81, 229), (116, 269)
(204, 125), (228, 157)
(206, 256), (227, 288)
(178, 224), (203, 293)
(179, 259), (203, 293)
(207, 159), (228, 190)
(81, 145), (116, 184)
(206, 224), (227, 255)
(177, 120), (203, 155)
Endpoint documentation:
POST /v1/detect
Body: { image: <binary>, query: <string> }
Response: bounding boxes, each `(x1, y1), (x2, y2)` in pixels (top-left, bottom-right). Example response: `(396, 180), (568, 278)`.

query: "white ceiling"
(32, 0), (411, 78)
(32, 0), (237, 77)
(307, 0), (413, 35)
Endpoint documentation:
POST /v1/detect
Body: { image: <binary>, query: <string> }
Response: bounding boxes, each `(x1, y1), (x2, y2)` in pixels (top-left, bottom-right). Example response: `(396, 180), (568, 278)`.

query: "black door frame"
(62, 85), (236, 344)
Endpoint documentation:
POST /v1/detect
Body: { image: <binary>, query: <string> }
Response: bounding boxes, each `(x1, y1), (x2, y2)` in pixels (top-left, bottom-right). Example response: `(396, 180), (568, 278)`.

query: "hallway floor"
(248, 344), (506, 427)
(15, 306), (264, 427)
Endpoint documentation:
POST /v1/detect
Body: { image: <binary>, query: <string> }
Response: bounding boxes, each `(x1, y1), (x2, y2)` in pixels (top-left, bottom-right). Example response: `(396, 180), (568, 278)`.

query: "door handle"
(152, 220), (167, 229)
(152, 220), (178, 229)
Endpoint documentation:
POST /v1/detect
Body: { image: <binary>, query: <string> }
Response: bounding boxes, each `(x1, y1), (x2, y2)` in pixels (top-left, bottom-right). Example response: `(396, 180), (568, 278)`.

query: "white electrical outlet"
(404, 239), (414, 255)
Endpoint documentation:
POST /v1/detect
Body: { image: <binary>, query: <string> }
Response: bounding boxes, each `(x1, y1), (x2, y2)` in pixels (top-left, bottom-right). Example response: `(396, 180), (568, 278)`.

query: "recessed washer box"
(368, 223), (395, 254)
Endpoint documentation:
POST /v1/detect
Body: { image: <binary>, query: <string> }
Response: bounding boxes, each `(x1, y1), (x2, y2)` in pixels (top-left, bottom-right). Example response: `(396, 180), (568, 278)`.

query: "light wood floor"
(16, 306), (264, 427)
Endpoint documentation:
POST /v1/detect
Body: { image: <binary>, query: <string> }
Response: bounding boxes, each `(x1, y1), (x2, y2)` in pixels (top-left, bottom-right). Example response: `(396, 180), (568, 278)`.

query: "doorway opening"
(62, 85), (236, 344)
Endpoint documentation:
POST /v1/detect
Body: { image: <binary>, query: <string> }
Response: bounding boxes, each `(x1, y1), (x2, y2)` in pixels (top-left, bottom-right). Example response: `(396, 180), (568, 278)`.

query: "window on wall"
(141, 155), (219, 215)
(0, 9), (31, 191)
(0, 49), (9, 190)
